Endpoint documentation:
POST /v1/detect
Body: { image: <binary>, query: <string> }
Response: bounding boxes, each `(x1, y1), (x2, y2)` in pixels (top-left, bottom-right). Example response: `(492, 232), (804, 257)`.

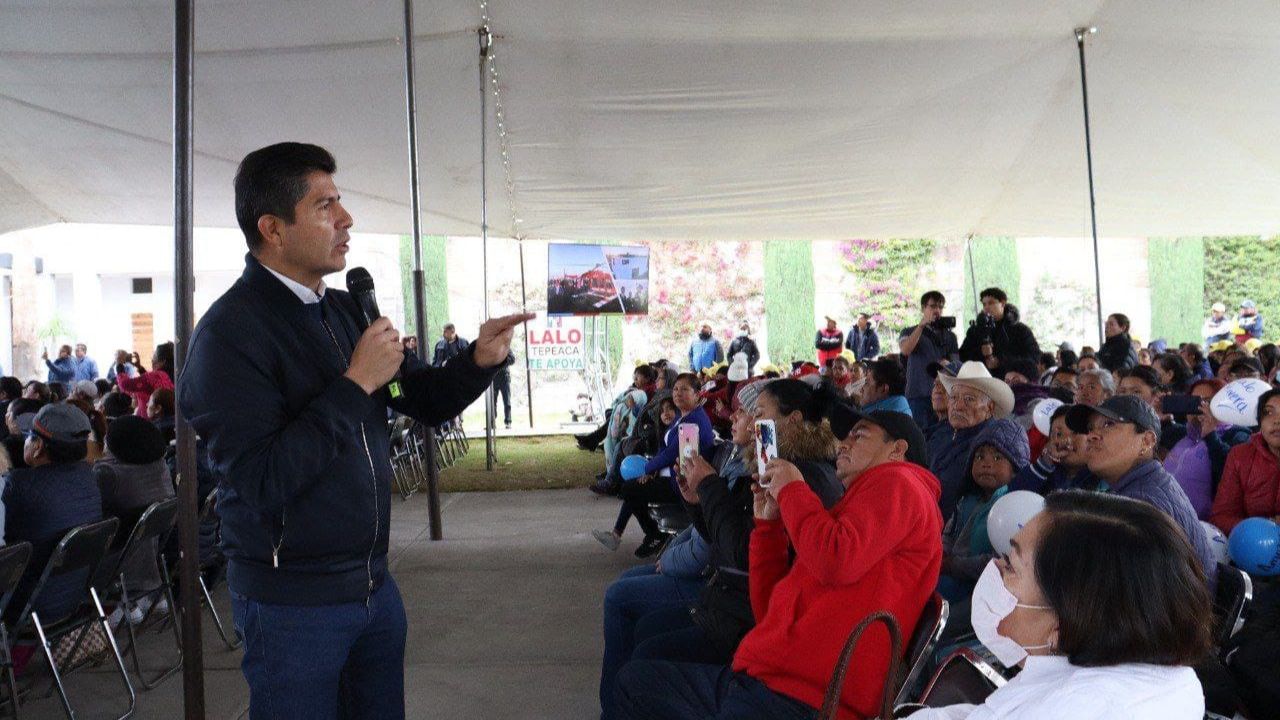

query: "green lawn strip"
(438, 435), (605, 492)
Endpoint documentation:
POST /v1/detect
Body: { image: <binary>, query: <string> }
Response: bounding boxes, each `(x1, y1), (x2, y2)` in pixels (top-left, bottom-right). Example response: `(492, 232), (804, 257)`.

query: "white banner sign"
(527, 317), (586, 371)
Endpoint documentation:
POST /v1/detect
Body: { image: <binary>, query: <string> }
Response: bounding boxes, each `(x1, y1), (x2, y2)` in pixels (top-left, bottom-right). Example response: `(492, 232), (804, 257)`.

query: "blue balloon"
(1228, 517), (1280, 576)
(620, 455), (648, 482)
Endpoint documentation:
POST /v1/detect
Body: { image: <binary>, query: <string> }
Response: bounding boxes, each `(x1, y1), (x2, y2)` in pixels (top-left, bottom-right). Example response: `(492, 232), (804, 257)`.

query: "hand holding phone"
(678, 423), (700, 467)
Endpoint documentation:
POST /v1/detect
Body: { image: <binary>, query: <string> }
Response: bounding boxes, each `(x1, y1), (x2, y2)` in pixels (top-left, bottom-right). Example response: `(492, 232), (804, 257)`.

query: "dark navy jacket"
(178, 255), (501, 605)
(3, 462), (103, 623)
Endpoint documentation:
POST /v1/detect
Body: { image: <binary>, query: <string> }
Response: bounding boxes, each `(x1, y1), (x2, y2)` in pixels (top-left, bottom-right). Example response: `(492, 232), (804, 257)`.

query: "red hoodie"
(1210, 432), (1280, 534)
(733, 461), (943, 719)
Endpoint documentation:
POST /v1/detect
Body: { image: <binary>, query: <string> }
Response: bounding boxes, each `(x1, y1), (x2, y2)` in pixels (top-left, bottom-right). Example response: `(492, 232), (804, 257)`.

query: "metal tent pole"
(519, 240), (534, 428)
(1075, 26), (1105, 347)
(480, 26), (497, 470)
(401, 0), (444, 539)
(172, 1), (204, 717)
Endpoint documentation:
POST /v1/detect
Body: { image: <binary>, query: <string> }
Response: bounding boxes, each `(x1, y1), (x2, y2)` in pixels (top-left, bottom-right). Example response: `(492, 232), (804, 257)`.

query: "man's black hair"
(867, 358), (907, 397)
(0, 376), (22, 400)
(234, 142), (337, 252)
(920, 291), (945, 308)
(979, 287), (1007, 304)
(40, 436), (89, 465)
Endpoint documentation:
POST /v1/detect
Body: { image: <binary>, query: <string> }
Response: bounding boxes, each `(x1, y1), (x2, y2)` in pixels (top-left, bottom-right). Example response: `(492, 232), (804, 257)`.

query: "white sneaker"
(592, 528), (621, 551)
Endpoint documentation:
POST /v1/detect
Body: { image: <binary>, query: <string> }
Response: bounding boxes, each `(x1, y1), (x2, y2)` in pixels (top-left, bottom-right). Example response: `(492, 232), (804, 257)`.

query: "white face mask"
(971, 560), (1053, 667)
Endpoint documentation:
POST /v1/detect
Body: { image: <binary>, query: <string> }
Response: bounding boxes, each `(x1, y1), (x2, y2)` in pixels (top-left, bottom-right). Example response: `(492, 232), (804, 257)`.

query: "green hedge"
(960, 237), (1020, 328)
(1203, 236), (1279, 342)
(399, 235), (450, 339)
(764, 240), (816, 366)
(1147, 238), (1205, 344)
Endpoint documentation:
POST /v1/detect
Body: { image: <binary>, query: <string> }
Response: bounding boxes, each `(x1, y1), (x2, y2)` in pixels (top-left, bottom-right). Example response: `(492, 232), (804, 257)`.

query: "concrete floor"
(19, 488), (637, 720)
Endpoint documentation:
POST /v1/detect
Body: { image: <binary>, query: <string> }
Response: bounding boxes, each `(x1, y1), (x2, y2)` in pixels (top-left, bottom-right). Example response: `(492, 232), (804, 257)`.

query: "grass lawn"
(439, 435), (604, 492)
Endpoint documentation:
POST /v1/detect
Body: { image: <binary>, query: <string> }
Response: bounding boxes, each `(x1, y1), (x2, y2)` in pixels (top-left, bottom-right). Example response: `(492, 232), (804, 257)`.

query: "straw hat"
(938, 361), (1015, 418)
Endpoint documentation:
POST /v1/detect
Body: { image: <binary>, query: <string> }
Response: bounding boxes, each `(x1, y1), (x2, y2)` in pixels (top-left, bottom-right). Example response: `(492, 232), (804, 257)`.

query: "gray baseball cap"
(29, 403), (92, 444)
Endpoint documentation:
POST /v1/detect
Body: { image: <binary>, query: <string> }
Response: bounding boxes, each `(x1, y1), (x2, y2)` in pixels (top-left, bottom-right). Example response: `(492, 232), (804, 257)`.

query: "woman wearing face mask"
(1010, 406), (1100, 494)
(1164, 379), (1253, 520)
(908, 491), (1211, 719)
(937, 419), (1029, 604)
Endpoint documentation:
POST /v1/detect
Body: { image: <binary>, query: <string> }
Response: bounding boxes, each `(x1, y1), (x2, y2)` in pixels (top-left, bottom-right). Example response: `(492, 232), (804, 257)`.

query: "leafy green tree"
(1203, 236), (1280, 342)
(1147, 238), (1204, 344)
(961, 237), (1020, 329)
(399, 235), (450, 340)
(764, 241), (816, 366)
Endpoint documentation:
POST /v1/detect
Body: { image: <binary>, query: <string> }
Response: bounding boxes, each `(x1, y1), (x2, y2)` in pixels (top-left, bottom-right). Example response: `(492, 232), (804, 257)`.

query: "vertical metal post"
(401, 0), (443, 539)
(172, 1), (204, 717)
(1075, 26), (1105, 347)
(480, 26), (497, 470)
(518, 240), (534, 428)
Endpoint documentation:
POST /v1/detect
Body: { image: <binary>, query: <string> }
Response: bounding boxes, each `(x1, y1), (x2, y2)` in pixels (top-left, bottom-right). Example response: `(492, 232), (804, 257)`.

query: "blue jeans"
(633, 605), (731, 666)
(231, 576), (408, 720)
(601, 565), (704, 720)
(617, 661), (817, 720)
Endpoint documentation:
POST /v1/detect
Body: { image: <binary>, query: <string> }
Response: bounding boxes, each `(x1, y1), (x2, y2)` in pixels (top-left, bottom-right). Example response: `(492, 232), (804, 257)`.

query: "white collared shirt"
(909, 655), (1204, 720)
(263, 265), (326, 305)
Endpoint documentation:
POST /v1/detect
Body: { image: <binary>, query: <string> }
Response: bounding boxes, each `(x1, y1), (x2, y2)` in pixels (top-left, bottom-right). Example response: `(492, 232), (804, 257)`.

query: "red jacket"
(1210, 433), (1280, 534)
(733, 461), (943, 719)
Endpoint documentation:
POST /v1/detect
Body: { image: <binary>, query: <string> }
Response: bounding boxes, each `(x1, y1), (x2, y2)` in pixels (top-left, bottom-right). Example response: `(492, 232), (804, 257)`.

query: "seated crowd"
(587, 288), (1280, 719)
(0, 340), (223, 672)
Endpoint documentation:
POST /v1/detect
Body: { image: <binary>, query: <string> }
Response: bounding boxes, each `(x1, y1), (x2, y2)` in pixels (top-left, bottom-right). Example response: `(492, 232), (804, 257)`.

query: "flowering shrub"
(837, 239), (937, 347)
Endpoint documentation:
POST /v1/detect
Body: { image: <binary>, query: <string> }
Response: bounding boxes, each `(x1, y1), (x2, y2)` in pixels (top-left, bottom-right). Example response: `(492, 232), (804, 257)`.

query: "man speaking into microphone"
(178, 142), (533, 720)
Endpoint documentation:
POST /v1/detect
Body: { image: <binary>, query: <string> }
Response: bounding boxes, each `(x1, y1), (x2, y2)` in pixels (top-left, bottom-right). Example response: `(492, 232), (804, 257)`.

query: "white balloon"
(1031, 398), (1065, 437)
(1209, 378), (1272, 427)
(987, 490), (1046, 556)
(1201, 521), (1230, 565)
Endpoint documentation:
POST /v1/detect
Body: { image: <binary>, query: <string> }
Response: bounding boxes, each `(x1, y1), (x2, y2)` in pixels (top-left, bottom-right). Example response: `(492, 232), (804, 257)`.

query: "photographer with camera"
(899, 291), (960, 427)
(959, 286), (1041, 373)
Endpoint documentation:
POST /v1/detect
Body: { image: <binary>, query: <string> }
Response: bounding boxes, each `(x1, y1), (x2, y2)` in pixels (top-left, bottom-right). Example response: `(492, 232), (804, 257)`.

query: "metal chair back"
(893, 593), (949, 706)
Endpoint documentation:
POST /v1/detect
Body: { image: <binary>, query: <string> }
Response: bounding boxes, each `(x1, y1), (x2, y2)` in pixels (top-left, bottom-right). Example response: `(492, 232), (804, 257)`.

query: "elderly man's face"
(947, 382), (994, 429)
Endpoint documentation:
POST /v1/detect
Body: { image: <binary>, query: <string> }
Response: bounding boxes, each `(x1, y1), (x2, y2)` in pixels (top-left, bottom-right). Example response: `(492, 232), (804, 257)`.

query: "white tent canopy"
(2, 1), (1279, 241)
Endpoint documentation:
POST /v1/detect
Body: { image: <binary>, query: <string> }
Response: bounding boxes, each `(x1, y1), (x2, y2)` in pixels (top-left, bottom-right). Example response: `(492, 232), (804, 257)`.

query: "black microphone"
(345, 267), (404, 399)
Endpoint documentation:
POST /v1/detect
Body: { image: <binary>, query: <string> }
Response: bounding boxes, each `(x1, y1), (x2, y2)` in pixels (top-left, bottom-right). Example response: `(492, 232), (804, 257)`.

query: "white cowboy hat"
(938, 361), (1015, 418)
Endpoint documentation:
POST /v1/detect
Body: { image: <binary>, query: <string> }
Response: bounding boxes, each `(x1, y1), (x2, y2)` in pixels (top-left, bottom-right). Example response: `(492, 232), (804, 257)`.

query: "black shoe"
(634, 533), (669, 559)
(589, 477), (619, 497)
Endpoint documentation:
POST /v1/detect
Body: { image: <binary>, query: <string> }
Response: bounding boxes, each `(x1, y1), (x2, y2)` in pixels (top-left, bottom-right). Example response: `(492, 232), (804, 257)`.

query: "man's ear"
(889, 438), (909, 462)
(256, 215), (284, 254)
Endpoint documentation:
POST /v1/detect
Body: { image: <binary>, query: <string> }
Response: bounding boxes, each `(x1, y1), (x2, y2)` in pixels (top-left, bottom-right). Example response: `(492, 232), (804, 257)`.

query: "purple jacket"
(1109, 460), (1217, 586)
(1163, 422), (1218, 520)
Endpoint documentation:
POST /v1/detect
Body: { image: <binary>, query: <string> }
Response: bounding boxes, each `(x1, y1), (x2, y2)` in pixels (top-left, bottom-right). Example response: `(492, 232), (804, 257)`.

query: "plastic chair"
(10, 518), (134, 720)
(893, 593), (950, 707)
(1211, 562), (1252, 649)
(99, 498), (181, 689)
(645, 503), (692, 535)
(0, 543), (33, 719)
(911, 647), (1006, 709)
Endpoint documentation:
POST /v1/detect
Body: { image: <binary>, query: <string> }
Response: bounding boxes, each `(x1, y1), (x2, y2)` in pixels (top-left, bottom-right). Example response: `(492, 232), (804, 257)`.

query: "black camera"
(935, 316), (956, 330)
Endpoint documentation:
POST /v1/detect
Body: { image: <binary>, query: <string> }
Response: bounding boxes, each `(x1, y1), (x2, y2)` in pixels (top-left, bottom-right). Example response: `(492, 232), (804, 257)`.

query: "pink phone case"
(678, 423), (700, 463)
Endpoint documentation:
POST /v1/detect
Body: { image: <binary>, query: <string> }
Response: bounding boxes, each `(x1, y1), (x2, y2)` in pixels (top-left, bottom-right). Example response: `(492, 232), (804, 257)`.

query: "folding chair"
(907, 646), (1006, 710)
(99, 499), (181, 690)
(10, 518), (134, 720)
(0, 543), (32, 720)
(645, 503), (692, 535)
(1211, 562), (1252, 649)
(892, 593), (950, 707)
(194, 486), (240, 650)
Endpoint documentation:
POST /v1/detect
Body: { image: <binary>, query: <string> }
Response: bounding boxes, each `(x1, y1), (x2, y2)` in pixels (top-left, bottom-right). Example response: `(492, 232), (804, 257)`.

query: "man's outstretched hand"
(473, 313), (537, 368)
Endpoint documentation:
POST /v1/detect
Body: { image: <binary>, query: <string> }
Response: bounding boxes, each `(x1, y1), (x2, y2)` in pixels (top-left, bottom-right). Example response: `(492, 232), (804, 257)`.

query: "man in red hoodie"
(617, 405), (943, 720)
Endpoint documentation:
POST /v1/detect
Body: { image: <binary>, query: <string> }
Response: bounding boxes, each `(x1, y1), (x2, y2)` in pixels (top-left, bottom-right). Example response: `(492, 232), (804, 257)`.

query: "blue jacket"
(657, 526), (711, 579)
(845, 326), (880, 360)
(1009, 457), (1103, 495)
(862, 394), (913, 418)
(179, 255), (502, 605)
(74, 357), (100, 382)
(927, 420), (988, 523)
(644, 405), (715, 476)
(3, 462), (103, 624)
(688, 337), (723, 373)
(1108, 460), (1217, 586)
(45, 356), (76, 385)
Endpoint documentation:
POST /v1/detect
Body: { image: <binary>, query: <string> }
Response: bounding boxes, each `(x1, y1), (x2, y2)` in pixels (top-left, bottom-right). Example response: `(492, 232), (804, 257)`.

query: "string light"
(479, 0), (524, 241)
